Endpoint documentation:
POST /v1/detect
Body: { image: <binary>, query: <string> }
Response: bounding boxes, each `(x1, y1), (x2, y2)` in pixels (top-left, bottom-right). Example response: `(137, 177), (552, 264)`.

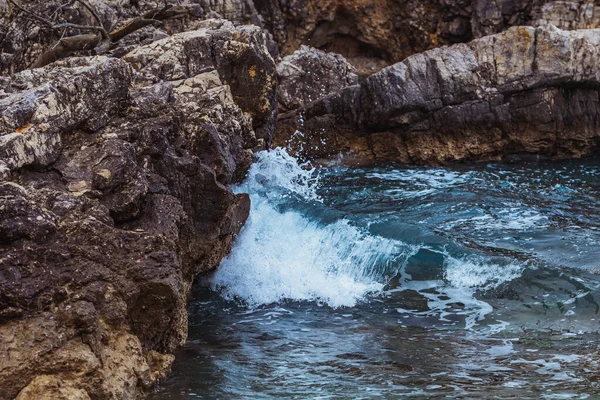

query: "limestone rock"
(277, 45), (358, 111)
(473, 0), (600, 37)
(255, 0), (600, 74)
(0, 57), (130, 171)
(275, 26), (600, 165)
(0, 19), (275, 399)
(123, 19), (277, 141)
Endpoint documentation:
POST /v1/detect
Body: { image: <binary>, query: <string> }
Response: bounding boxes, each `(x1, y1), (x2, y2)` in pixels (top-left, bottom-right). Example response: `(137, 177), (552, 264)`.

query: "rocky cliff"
(3, 0), (600, 398)
(0, 17), (275, 399)
(5, 1), (600, 77)
(276, 25), (600, 165)
(255, 0), (600, 75)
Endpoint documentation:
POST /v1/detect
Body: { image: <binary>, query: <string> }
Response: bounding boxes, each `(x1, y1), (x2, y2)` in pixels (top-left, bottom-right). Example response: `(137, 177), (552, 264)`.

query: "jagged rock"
(255, 0), (600, 74)
(0, 0), (282, 76)
(276, 45), (358, 111)
(0, 0), (202, 74)
(0, 57), (130, 171)
(472, 0), (600, 37)
(255, 0), (474, 74)
(0, 19), (275, 399)
(275, 25), (600, 165)
(5, 0), (599, 76)
(123, 19), (277, 141)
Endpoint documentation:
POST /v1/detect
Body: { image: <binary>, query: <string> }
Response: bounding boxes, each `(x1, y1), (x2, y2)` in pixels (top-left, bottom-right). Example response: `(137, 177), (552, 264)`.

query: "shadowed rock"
(255, 0), (600, 74)
(0, 19), (275, 399)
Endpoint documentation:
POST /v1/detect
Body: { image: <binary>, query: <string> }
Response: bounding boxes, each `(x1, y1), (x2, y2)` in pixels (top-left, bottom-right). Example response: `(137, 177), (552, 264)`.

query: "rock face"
(3, 0), (600, 398)
(255, 0), (475, 73)
(0, 0), (263, 75)
(473, 0), (600, 37)
(5, 0), (600, 76)
(275, 25), (600, 165)
(276, 45), (358, 111)
(0, 19), (275, 399)
(255, 0), (600, 74)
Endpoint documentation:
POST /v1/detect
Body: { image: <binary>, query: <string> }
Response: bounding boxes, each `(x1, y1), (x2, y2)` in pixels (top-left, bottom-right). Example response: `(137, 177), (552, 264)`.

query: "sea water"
(153, 148), (600, 399)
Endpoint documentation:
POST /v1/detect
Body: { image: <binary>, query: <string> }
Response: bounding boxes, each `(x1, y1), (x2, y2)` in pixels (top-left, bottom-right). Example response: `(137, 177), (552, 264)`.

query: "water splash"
(444, 254), (524, 290)
(234, 146), (321, 202)
(211, 148), (415, 308)
(211, 148), (524, 318)
(211, 198), (413, 308)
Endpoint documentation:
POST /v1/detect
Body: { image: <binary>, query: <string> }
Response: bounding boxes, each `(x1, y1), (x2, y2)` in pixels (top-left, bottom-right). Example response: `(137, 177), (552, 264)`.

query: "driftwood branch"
(31, 33), (102, 68)
(10, 0), (190, 69)
(108, 5), (189, 42)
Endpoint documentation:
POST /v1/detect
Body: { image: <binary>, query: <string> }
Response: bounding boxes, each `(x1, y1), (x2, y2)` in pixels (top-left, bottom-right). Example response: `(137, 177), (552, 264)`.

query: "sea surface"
(153, 149), (600, 399)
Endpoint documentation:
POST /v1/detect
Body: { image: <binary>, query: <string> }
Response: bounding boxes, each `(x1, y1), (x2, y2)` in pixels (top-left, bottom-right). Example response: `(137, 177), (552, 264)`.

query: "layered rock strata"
(0, 19), (275, 399)
(256, 0), (600, 74)
(275, 25), (600, 165)
(5, 0), (600, 77)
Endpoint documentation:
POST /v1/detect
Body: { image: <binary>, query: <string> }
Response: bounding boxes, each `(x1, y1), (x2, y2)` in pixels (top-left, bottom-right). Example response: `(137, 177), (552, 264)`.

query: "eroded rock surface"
(276, 25), (600, 165)
(276, 45), (357, 111)
(0, 19), (275, 399)
(5, 0), (600, 77)
(255, 0), (600, 74)
(0, 0), (263, 75)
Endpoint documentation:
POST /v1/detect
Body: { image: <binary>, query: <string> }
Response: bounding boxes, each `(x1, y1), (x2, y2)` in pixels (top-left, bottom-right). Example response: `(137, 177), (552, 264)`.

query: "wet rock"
(0, 18), (276, 399)
(277, 45), (358, 111)
(276, 26), (600, 165)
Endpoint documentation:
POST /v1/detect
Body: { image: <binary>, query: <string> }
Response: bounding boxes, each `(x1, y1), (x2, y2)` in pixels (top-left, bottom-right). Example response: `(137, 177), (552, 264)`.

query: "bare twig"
(52, 22), (107, 32)
(10, 0), (109, 39)
(8, 0), (55, 27)
(109, 5), (188, 42)
(51, 1), (76, 20)
(74, 0), (109, 39)
(13, 0), (190, 68)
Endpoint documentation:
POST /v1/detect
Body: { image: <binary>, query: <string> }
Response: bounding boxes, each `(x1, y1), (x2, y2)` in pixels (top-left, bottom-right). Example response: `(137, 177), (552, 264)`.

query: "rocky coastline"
(2, 0), (600, 398)
(276, 25), (600, 165)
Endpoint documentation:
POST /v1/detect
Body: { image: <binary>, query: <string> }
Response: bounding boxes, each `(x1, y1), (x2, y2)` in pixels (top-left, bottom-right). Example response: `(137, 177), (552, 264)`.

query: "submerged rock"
(0, 20), (275, 399)
(275, 25), (600, 165)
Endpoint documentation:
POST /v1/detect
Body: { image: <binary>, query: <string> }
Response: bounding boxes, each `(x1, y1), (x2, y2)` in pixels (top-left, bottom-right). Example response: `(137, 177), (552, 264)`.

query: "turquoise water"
(153, 150), (600, 399)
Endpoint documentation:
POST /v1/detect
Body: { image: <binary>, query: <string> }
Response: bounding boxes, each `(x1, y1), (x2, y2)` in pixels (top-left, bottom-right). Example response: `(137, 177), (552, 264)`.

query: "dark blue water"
(153, 150), (600, 399)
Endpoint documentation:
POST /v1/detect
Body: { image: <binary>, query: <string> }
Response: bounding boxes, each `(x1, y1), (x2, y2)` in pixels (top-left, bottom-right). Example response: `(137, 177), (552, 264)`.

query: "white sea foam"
(365, 169), (475, 199)
(441, 208), (549, 233)
(211, 148), (415, 308)
(211, 149), (524, 321)
(234, 146), (321, 202)
(444, 255), (524, 290)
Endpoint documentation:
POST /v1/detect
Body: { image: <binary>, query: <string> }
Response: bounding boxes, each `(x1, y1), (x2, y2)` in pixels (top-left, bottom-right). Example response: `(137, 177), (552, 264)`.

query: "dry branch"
(31, 33), (102, 68)
(9, 0), (189, 69)
(108, 5), (189, 42)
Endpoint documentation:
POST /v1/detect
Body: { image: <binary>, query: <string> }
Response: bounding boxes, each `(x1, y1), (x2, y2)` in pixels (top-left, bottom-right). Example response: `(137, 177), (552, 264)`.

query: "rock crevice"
(275, 26), (600, 165)
(0, 19), (275, 399)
